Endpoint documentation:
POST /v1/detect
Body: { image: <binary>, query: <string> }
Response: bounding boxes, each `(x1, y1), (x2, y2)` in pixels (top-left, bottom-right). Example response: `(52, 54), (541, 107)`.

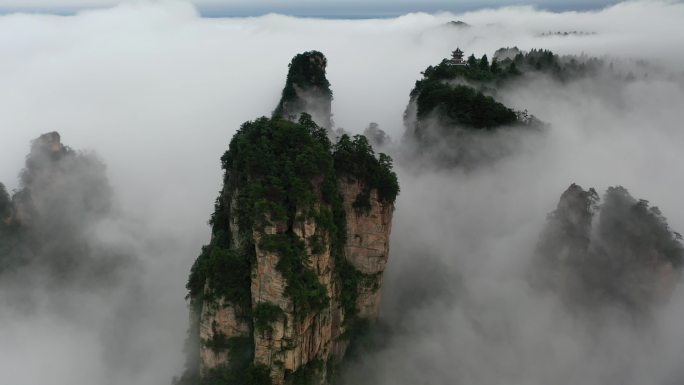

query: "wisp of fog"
(1, 1), (683, 384)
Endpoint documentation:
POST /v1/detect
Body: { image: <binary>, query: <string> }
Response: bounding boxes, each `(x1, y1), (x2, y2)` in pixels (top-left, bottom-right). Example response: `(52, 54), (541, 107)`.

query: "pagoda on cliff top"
(448, 47), (466, 66)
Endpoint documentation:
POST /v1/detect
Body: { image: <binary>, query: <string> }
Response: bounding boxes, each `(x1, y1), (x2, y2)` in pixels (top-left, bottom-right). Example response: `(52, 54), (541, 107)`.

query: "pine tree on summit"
(479, 54), (489, 70)
(467, 53), (478, 67)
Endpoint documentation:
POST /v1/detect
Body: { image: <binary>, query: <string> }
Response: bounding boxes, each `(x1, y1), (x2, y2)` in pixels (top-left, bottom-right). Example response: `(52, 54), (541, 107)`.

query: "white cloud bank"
(0, 1), (683, 385)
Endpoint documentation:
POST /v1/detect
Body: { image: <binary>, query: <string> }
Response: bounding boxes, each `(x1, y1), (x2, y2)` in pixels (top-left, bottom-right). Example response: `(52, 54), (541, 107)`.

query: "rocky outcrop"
(249, 208), (338, 384)
(199, 297), (250, 373)
(0, 132), (117, 279)
(182, 51), (399, 385)
(6, 132), (70, 227)
(273, 51), (333, 129)
(248, 176), (395, 383)
(183, 105), (398, 385)
(193, 178), (394, 385)
(533, 184), (683, 313)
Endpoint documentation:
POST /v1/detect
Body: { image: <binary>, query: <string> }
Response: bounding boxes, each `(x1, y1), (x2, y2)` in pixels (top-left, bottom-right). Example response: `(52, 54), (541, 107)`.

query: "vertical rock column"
(338, 176), (394, 319)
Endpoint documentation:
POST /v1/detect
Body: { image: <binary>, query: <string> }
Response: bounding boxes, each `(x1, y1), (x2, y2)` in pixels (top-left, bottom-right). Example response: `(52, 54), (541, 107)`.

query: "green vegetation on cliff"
(415, 84), (517, 129)
(334, 134), (399, 206)
(189, 114), (333, 308)
(408, 48), (602, 136)
(253, 302), (285, 333)
(402, 48), (605, 167)
(260, 233), (330, 315)
(413, 48), (602, 97)
(188, 113), (397, 314)
(183, 112), (398, 384)
(185, 335), (268, 385)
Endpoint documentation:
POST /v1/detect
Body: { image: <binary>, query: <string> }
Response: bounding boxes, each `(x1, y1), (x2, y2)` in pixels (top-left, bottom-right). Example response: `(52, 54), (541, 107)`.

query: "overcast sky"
(0, 0), (622, 17)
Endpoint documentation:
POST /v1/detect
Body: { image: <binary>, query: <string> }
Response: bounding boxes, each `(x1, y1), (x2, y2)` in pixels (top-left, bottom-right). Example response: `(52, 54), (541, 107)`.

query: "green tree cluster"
(333, 134), (399, 208)
(252, 302), (285, 333)
(416, 84), (517, 129)
(407, 48), (599, 146)
(273, 51), (332, 119)
(599, 186), (683, 268)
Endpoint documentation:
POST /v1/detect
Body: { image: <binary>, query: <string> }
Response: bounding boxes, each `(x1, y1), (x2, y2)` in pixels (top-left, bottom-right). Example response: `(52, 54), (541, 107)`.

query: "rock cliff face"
(198, 296), (250, 373)
(338, 177), (393, 319)
(247, 203), (338, 384)
(533, 183), (683, 313)
(182, 59), (398, 385)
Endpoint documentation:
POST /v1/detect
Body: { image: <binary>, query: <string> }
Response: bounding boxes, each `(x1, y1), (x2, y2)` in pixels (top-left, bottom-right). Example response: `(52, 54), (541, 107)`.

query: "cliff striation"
(179, 52), (398, 385)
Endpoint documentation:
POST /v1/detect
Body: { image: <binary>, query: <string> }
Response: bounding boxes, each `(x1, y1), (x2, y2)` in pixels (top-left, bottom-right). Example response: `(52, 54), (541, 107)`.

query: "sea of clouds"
(1, 1), (683, 384)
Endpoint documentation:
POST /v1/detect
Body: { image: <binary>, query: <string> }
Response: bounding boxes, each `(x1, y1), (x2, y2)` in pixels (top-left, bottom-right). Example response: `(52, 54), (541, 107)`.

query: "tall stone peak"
(274, 51), (333, 129)
(533, 184), (683, 313)
(179, 112), (398, 385)
(0, 132), (117, 283)
(553, 183), (598, 233)
(19, 132), (70, 192)
(15, 131), (111, 226)
(31, 131), (66, 156)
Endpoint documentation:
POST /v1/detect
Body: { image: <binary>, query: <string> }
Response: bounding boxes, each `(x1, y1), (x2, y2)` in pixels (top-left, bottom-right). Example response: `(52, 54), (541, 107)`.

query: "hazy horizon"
(0, 0), (622, 18)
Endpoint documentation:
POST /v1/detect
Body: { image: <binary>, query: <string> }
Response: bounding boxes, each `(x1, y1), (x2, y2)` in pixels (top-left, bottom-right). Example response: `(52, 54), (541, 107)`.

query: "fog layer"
(1, 1), (683, 384)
